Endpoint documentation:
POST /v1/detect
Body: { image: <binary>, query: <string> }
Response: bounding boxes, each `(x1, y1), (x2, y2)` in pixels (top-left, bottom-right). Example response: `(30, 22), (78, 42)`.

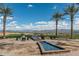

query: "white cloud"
(35, 21), (48, 25)
(27, 4), (33, 8)
(52, 6), (57, 9)
(73, 18), (79, 30)
(21, 23), (33, 30)
(7, 21), (17, 26)
(32, 20), (69, 30)
(6, 21), (18, 30)
(75, 18), (79, 25)
(0, 19), (1, 23)
(7, 16), (13, 20)
(0, 16), (3, 19)
(0, 16), (13, 20)
(0, 17), (79, 31)
(3, 20), (69, 31)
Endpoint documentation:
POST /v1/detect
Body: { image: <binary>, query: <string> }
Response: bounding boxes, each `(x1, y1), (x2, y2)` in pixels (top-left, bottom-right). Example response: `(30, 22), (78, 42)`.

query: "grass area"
(37, 33), (79, 39)
(0, 34), (21, 38)
(5, 34), (21, 38)
(57, 34), (79, 39)
(0, 33), (79, 39)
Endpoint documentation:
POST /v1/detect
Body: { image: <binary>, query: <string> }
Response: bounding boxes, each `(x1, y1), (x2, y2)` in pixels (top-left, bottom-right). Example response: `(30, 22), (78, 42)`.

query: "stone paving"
(0, 39), (79, 56)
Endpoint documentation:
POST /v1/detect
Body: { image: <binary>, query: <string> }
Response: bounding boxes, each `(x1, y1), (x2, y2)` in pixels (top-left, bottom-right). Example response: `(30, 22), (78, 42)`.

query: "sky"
(0, 3), (79, 31)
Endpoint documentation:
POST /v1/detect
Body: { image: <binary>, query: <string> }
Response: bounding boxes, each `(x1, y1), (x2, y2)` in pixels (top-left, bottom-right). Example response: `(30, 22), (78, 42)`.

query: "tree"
(52, 12), (63, 38)
(0, 4), (12, 38)
(64, 4), (79, 39)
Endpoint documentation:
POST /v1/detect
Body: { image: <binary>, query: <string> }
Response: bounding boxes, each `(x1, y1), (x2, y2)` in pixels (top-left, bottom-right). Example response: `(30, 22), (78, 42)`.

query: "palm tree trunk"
(71, 15), (74, 39)
(3, 15), (6, 39)
(56, 20), (58, 38)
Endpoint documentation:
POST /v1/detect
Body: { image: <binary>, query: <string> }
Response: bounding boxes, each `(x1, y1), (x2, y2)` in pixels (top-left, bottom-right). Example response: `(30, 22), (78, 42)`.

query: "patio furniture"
(31, 36), (41, 41)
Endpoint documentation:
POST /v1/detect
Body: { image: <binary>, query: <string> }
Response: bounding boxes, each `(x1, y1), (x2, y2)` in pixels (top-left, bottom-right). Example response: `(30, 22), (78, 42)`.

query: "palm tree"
(64, 4), (79, 39)
(0, 4), (12, 38)
(52, 12), (63, 38)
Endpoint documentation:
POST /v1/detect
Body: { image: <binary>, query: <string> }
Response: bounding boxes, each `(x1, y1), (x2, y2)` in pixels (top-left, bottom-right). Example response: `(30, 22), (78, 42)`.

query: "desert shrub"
(25, 35), (32, 40)
(49, 35), (53, 39)
(0, 35), (3, 39)
(40, 34), (45, 40)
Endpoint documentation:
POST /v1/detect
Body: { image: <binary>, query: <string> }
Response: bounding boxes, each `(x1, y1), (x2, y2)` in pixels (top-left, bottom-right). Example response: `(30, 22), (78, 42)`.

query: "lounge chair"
(31, 36), (41, 41)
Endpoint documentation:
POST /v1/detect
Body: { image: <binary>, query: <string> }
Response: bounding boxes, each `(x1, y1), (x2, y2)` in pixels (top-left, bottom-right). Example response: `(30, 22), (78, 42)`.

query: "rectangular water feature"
(40, 41), (64, 51)
(37, 41), (70, 54)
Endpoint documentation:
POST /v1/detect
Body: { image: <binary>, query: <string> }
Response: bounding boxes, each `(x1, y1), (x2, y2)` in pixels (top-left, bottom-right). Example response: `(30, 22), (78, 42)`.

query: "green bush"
(0, 35), (3, 39)
(5, 34), (21, 38)
(25, 35), (32, 40)
(40, 34), (45, 39)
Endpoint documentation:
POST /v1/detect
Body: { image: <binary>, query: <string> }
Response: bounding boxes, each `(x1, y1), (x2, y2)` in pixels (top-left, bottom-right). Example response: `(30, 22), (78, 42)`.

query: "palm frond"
(0, 7), (12, 16)
(52, 12), (64, 21)
(64, 4), (79, 15)
(5, 7), (12, 15)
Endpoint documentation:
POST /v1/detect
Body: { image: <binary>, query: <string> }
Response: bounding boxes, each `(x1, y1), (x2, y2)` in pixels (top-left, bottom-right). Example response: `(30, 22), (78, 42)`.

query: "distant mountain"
(0, 29), (79, 34)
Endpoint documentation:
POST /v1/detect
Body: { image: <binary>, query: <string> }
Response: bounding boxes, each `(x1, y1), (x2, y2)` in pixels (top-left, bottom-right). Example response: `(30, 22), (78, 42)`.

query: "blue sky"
(9, 3), (65, 24)
(0, 3), (79, 31)
(7, 3), (70, 24)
